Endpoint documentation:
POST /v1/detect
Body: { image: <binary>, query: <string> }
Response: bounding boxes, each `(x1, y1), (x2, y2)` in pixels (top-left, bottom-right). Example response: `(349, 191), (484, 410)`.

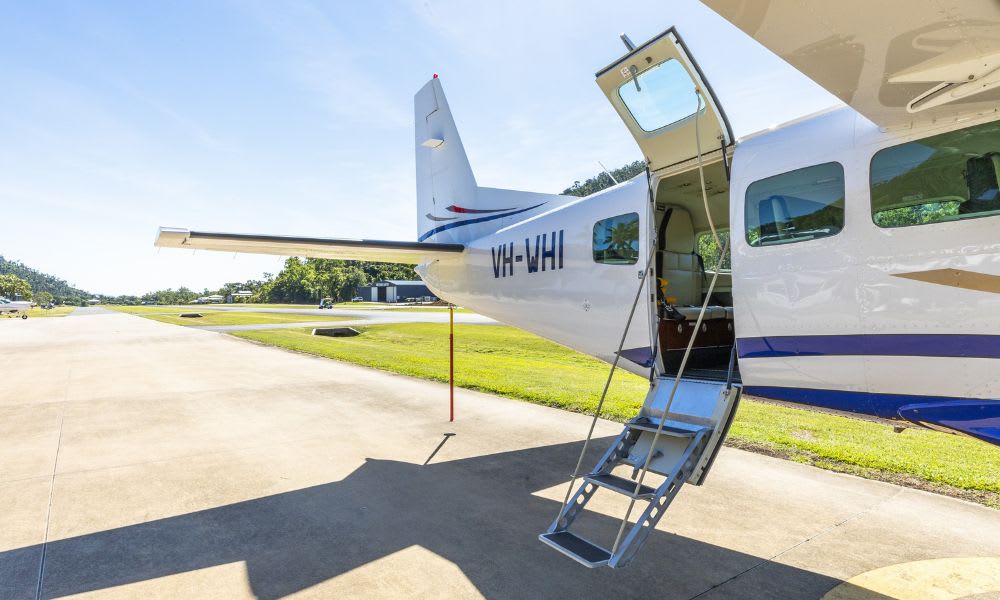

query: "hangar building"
(356, 280), (436, 303)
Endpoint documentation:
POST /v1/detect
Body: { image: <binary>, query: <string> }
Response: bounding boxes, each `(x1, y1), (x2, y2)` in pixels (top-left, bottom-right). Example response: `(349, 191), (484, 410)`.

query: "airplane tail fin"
(415, 76), (558, 244)
(415, 76), (477, 243)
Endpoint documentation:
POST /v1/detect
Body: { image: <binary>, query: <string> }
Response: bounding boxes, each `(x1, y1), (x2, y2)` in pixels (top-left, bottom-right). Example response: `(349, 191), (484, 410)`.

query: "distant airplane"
(0, 296), (31, 319)
(157, 1), (1000, 568)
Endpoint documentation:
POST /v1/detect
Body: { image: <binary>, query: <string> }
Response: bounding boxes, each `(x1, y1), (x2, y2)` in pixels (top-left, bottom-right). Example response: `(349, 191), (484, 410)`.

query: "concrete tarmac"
(1, 312), (998, 599)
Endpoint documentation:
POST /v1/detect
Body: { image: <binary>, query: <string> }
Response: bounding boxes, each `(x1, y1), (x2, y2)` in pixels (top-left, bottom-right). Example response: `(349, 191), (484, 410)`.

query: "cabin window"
(745, 162), (845, 247)
(870, 120), (1000, 227)
(618, 59), (699, 132)
(593, 213), (640, 264)
(697, 229), (731, 271)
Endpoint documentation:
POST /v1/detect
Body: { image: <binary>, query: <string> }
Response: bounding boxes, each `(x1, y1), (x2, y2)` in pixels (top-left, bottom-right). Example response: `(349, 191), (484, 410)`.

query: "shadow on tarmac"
(2, 438), (893, 599)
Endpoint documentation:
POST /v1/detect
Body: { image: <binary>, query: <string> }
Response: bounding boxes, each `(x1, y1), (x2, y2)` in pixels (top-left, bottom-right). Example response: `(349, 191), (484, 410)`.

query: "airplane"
(155, 1), (1000, 569)
(0, 296), (32, 319)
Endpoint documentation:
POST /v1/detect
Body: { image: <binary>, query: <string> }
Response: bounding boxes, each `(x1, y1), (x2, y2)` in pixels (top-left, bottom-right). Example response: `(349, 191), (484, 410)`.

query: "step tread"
(628, 417), (707, 437)
(539, 531), (611, 567)
(585, 472), (656, 498)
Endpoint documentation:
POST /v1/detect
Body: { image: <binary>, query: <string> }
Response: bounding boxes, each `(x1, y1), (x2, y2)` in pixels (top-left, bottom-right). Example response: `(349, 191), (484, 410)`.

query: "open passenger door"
(596, 28), (734, 174)
(539, 32), (743, 569)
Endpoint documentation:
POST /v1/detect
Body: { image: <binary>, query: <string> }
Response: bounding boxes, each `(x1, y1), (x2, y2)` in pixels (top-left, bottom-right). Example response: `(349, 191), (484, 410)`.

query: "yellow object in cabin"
(658, 278), (678, 305)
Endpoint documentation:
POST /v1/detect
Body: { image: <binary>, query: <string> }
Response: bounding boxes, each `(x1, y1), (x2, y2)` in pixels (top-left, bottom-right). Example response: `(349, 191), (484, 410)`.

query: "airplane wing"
(154, 227), (464, 264)
(703, 0), (1000, 128)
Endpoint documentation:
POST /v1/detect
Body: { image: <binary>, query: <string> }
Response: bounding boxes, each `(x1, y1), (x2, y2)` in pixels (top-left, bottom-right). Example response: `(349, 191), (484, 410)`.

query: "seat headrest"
(663, 207), (694, 254)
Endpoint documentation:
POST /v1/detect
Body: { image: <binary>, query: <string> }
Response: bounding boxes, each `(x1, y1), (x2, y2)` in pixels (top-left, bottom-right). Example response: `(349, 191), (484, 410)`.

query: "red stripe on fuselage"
(445, 205), (515, 214)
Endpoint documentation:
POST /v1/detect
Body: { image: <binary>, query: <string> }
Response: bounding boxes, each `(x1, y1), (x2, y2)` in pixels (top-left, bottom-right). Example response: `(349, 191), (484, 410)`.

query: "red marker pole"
(449, 303), (455, 422)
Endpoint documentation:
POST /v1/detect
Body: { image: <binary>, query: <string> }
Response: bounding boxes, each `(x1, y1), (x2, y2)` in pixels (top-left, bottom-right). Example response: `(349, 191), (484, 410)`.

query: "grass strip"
(22, 306), (77, 318)
(230, 322), (1000, 507)
(109, 306), (349, 326)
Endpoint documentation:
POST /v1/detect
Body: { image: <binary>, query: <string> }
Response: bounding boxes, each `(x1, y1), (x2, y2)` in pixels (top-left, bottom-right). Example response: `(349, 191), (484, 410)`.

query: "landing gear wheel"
(21, 314), (28, 319)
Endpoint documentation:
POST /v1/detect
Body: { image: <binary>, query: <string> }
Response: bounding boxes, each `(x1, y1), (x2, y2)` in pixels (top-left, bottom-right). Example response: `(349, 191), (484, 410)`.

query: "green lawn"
(331, 302), (474, 312)
(237, 303), (319, 309)
(330, 301), (386, 308)
(106, 302), (468, 313)
(107, 305), (202, 314)
(384, 306), (475, 313)
(25, 306), (76, 318)
(232, 322), (1000, 507)
(109, 303), (322, 313)
(108, 306), (349, 326)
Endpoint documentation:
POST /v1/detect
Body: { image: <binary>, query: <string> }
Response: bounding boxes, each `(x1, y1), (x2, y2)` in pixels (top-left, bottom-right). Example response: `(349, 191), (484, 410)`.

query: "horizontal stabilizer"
(155, 228), (464, 264)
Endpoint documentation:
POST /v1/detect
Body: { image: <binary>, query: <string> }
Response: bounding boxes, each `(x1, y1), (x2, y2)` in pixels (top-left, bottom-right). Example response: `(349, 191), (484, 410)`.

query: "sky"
(0, 0), (839, 295)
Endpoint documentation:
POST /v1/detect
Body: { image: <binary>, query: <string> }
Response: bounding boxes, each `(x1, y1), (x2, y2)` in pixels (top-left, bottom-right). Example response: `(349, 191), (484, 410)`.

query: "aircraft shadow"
(1, 438), (892, 599)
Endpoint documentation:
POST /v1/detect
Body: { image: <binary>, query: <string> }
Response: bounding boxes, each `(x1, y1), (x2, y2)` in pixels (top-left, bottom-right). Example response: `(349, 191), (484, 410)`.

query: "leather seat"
(658, 206), (728, 322)
(674, 305), (728, 320)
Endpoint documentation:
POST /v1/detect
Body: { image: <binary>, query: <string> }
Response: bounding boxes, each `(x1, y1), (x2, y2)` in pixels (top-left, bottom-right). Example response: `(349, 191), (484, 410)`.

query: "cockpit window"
(618, 59), (699, 133)
(745, 162), (845, 247)
(870, 121), (1000, 228)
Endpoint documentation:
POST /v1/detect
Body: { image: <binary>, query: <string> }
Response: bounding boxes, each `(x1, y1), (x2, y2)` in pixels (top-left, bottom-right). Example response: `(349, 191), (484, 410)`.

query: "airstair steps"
(584, 472), (657, 498)
(626, 417), (706, 437)
(539, 531), (611, 568)
(540, 376), (742, 568)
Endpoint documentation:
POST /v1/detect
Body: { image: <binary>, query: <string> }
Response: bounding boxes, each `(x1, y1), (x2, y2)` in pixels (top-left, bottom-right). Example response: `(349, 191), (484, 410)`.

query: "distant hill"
(0, 256), (91, 304)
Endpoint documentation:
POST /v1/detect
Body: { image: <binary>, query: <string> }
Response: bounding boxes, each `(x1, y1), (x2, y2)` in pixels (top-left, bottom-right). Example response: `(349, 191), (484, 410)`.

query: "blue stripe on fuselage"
(744, 386), (1000, 445)
(742, 386), (985, 419)
(737, 334), (1000, 360)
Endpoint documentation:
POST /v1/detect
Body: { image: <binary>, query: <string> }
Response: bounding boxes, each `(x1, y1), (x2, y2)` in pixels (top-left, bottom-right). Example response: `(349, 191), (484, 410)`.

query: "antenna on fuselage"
(620, 33), (636, 52)
(598, 161), (619, 185)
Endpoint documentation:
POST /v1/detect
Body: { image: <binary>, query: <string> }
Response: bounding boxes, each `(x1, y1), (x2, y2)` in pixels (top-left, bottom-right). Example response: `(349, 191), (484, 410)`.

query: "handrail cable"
(554, 179), (658, 523)
(610, 88), (729, 556)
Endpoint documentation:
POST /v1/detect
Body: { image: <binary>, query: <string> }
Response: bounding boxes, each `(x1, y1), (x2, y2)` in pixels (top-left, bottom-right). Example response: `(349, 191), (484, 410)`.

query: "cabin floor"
(673, 361), (741, 383)
(3, 310), (997, 598)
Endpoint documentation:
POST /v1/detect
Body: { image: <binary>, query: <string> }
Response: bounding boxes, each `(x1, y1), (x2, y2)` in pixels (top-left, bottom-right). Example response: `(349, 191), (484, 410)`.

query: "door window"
(618, 59), (699, 132)
(745, 162), (845, 247)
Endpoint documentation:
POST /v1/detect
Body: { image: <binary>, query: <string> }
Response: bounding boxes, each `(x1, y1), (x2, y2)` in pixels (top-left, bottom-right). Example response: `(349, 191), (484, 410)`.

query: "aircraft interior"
(652, 159), (737, 382)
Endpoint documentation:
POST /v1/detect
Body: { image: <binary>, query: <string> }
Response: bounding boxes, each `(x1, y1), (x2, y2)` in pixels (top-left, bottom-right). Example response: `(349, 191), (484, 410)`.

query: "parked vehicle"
(0, 296), (31, 319)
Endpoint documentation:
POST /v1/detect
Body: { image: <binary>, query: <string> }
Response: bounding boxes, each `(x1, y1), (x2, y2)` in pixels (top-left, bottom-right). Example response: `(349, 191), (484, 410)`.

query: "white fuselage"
(417, 107), (1000, 441)
(157, 51), (1000, 447)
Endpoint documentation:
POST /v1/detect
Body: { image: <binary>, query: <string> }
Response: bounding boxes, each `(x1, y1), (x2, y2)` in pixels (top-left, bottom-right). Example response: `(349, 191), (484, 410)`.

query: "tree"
(604, 219), (640, 260)
(243, 258), (421, 304)
(123, 250), (420, 306)
(563, 160), (646, 197)
(35, 291), (54, 305)
(0, 273), (32, 300)
(697, 230), (731, 271)
(0, 256), (90, 304)
(140, 287), (198, 305)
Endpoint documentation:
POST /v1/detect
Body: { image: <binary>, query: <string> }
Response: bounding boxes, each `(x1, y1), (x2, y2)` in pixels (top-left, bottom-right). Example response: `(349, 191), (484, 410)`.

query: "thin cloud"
(233, 0), (410, 129)
(109, 78), (225, 148)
